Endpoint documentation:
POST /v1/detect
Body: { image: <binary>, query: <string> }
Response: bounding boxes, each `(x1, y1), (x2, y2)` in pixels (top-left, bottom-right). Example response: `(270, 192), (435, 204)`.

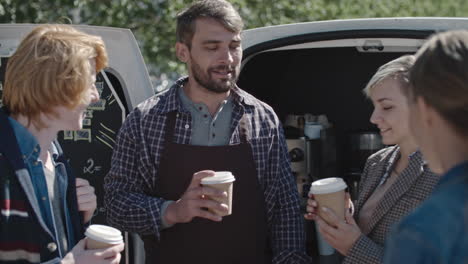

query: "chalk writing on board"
(83, 158), (102, 174)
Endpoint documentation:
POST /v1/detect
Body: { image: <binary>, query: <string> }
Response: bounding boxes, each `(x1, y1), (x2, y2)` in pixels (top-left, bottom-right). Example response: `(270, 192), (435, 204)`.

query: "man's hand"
(61, 239), (124, 264)
(76, 178), (97, 224)
(163, 170), (228, 225)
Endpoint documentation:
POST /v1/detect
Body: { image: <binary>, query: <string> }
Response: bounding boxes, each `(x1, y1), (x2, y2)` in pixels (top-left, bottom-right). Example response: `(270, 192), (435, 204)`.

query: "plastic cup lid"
(201, 171), (235, 184)
(309, 177), (347, 195)
(85, 225), (123, 244)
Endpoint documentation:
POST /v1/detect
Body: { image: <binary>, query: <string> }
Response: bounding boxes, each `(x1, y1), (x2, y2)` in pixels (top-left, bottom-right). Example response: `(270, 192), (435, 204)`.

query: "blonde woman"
(0, 25), (123, 264)
(305, 55), (439, 263)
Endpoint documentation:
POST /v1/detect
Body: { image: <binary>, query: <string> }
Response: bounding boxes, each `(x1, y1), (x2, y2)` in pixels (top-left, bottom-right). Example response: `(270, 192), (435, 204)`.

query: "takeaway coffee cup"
(309, 177), (347, 223)
(85, 224), (123, 249)
(309, 177), (347, 256)
(201, 171), (235, 216)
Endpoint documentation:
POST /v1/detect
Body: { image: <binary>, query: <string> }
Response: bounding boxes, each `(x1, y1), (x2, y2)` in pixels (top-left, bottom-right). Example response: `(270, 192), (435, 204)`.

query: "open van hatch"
(238, 17), (468, 177)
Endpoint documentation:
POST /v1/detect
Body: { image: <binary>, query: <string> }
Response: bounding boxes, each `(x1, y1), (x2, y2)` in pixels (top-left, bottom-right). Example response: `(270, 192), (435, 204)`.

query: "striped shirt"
(104, 77), (311, 263)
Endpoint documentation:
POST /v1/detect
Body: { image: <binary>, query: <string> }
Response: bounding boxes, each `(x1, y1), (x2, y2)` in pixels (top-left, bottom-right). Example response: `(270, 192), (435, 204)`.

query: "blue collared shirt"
(178, 85), (233, 146)
(384, 161), (468, 264)
(9, 117), (74, 257)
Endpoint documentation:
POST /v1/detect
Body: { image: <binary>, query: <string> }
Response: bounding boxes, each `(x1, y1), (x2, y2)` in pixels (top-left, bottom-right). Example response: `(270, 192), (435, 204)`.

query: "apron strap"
(154, 111), (178, 197)
(164, 111), (178, 145)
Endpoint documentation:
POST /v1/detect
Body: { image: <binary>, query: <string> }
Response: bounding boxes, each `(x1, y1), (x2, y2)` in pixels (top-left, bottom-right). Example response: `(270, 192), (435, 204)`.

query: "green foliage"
(1, 0), (468, 77)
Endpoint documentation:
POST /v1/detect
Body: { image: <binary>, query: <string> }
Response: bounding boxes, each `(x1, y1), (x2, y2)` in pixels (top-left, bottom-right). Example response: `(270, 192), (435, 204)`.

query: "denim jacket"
(0, 108), (84, 264)
(384, 161), (468, 263)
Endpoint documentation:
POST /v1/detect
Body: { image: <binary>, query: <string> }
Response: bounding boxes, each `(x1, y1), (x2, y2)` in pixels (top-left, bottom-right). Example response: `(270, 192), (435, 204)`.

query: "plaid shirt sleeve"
(104, 106), (165, 237)
(259, 113), (311, 264)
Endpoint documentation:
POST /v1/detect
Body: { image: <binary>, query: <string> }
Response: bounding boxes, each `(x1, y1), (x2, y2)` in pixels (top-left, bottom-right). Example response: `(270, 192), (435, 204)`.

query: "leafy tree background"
(1, 0), (468, 82)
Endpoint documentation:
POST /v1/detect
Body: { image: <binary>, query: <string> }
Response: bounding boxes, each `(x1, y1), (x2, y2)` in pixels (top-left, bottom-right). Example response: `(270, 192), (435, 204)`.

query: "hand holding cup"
(61, 225), (124, 264)
(304, 177), (361, 256)
(164, 170), (229, 225)
(307, 177), (347, 225)
(200, 171), (235, 216)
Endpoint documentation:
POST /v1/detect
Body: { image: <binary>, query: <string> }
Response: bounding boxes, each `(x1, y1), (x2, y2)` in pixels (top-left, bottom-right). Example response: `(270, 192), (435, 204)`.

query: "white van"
(2, 18), (468, 263)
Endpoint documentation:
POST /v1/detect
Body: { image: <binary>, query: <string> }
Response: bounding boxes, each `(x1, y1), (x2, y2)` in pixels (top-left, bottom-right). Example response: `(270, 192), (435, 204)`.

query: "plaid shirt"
(104, 77), (311, 263)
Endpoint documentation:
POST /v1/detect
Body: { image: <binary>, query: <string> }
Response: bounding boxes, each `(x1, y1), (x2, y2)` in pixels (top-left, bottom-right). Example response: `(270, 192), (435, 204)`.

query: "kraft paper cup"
(309, 177), (347, 224)
(309, 177), (347, 256)
(314, 221), (335, 256)
(85, 224), (123, 249)
(201, 171), (235, 216)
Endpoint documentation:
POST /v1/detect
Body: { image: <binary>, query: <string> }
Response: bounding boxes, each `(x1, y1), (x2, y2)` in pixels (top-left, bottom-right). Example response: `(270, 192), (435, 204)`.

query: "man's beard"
(190, 57), (239, 94)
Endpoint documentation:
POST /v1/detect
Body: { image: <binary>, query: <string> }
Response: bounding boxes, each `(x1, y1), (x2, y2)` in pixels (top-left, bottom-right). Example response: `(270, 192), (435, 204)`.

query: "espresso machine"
(286, 138), (309, 199)
(345, 131), (384, 201)
(284, 113), (337, 203)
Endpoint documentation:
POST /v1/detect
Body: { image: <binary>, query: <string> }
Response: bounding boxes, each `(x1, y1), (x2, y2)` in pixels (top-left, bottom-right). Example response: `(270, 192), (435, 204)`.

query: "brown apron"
(142, 111), (270, 264)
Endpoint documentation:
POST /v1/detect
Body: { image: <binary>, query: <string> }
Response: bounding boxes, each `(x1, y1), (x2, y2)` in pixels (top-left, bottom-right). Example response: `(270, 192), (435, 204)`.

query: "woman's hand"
(304, 192), (360, 256)
(315, 205), (362, 256)
(304, 192), (354, 220)
(304, 193), (318, 220)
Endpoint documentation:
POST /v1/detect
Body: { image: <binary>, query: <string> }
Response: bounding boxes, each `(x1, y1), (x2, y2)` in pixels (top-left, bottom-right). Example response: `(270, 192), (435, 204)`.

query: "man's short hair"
(176, 0), (244, 48)
(410, 30), (468, 136)
(363, 55), (415, 98)
(3, 24), (108, 129)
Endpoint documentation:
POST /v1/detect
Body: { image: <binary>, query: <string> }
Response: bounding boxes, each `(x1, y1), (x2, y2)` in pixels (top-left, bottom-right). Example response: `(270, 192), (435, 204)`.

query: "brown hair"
(410, 30), (468, 137)
(363, 55), (415, 97)
(3, 24), (108, 129)
(176, 0), (244, 48)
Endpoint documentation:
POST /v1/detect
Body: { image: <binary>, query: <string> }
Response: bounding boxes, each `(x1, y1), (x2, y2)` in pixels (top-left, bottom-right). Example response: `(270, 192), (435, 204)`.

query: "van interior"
(237, 36), (425, 259)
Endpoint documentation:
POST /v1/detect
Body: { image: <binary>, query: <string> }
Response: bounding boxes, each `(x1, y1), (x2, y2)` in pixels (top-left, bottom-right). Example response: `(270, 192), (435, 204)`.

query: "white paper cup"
(85, 224), (123, 249)
(309, 177), (347, 223)
(201, 171), (235, 216)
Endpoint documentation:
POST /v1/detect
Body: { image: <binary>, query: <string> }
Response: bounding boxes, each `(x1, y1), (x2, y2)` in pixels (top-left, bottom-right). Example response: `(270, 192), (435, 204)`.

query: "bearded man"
(104, 1), (310, 263)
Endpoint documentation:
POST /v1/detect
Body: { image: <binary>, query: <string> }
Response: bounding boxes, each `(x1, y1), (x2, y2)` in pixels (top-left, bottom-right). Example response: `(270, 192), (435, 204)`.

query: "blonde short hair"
(363, 55), (415, 97)
(3, 24), (108, 129)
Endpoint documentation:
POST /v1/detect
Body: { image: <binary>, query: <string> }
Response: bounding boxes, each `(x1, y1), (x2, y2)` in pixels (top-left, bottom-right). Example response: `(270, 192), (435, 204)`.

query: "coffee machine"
(345, 131), (384, 201)
(286, 138), (309, 198)
(284, 113), (338, 212)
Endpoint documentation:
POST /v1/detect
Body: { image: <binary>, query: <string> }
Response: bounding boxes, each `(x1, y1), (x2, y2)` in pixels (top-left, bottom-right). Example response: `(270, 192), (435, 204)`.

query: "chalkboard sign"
(57, 70), (127, 225)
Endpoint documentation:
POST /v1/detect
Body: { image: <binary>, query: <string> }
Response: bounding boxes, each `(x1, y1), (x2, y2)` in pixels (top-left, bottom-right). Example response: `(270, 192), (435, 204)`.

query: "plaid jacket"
(343, 145), (439, 264)
(104, 77), (311, 263)
(0, 109), (84, 264)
